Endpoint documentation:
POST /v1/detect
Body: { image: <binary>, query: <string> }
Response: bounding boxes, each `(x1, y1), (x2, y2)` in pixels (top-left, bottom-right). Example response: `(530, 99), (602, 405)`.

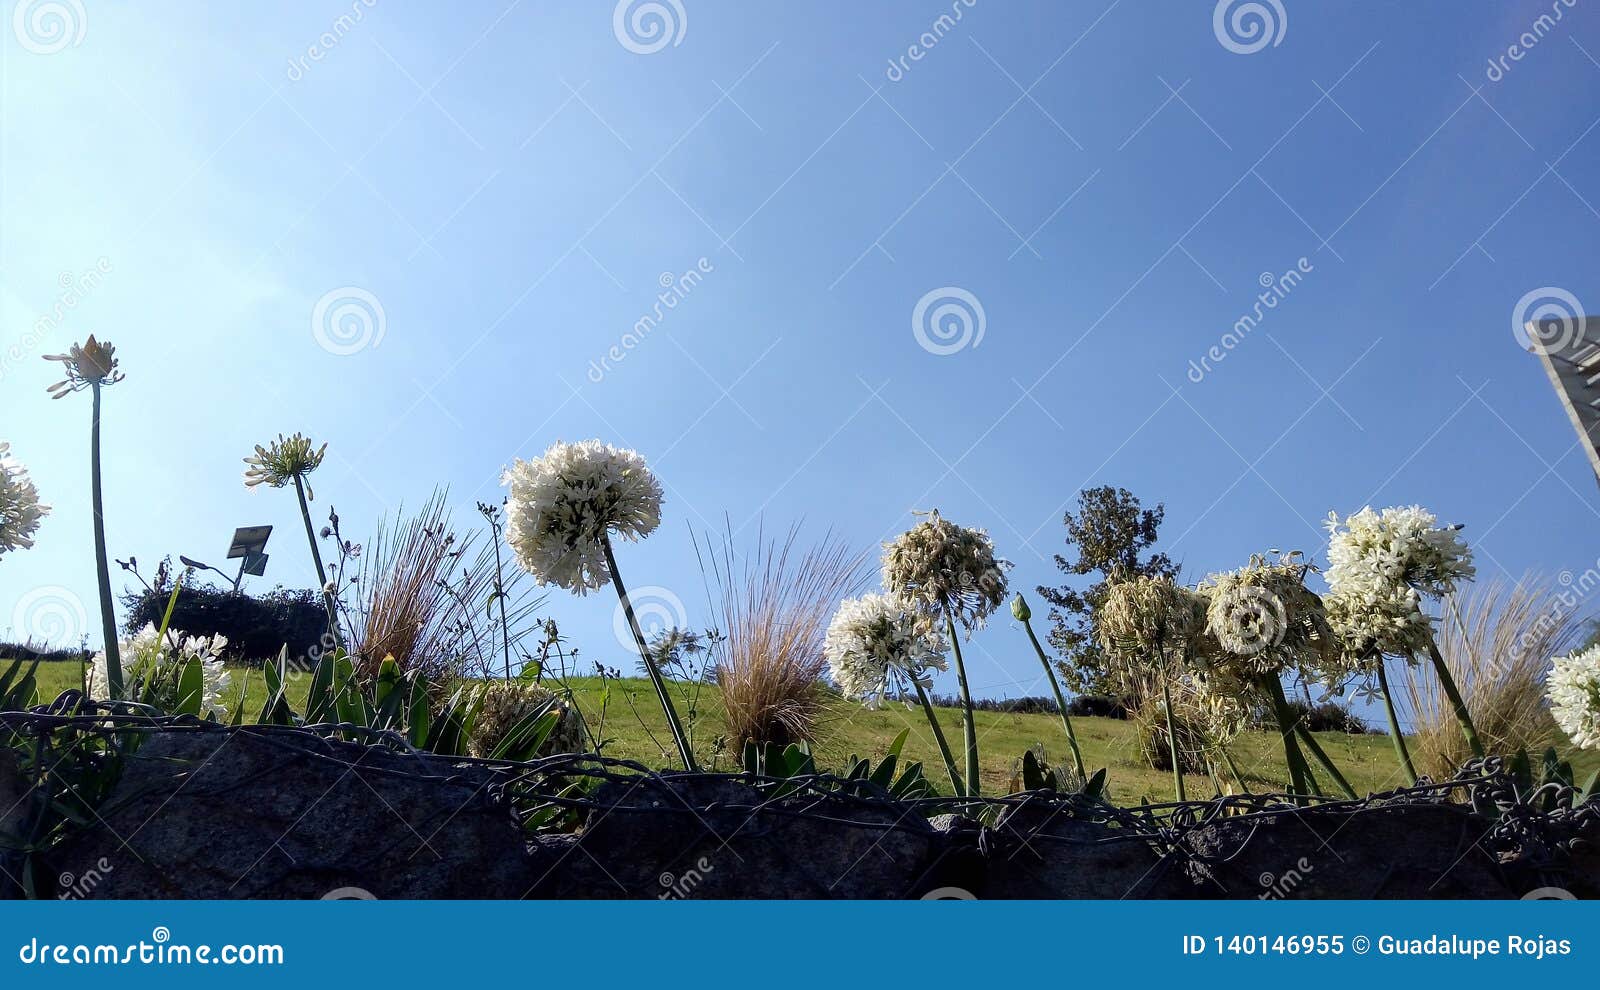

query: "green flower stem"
(488, 522), (514, 680)
(912, 678), (964, 797)
(89, 383), (122, 698)
(292, 474), (345, 654)
(603, 536), (698, 772)
(1263, 675), (1312, 797)
(1019, 610), (1086, 783)
(1293, 724), (1358, 799)
(1375, 657), (1418, 785)
(1218, 744), (1251, 794)
(1159, 667), (1186, 803)
(1426, 634), (1484, 759)
(943, 603), (980, 798)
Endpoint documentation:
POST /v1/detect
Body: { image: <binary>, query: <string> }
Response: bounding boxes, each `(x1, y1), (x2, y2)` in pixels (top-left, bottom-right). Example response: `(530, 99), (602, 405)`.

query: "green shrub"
(121, 584), (328, 666)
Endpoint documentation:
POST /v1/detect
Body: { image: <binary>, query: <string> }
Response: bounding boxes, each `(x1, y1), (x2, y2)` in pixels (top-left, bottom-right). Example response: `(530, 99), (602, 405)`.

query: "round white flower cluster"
(1324, 505), (1473, 662)
(88, 623), (233, 719)
(881, 510), (1010, 630)
(1098, 574), (1203, 664)
(823, 592), (948, 710)
(502, 440), (664, 594)
(0, 441), (49, 558)
(1547, 643), (1600, 751)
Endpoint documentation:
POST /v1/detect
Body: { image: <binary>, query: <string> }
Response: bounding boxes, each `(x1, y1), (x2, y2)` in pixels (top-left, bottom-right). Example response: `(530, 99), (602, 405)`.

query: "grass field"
(14, 660), (1595, 804)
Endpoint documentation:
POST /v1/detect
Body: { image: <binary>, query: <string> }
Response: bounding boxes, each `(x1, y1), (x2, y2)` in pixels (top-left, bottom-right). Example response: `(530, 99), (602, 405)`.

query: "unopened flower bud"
(1011, 594), (1031, 623)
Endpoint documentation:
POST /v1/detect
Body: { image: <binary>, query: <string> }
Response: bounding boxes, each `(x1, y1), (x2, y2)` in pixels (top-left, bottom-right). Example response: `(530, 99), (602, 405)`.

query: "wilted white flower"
(1197, 553), (1337, 679)
(0, 442), (49, 557)
(1098, 574), (1204, 664)
(824, 593), (948, 710)
(882, 510), (1010, 630)
(468, 680), (588, 758)
(1323, 581), (1432, 666)
(501, 439), (663, 594)
(87, 624), (232, 718)
(243, 432), (328, 496)
(1548, 644), (1600, 751)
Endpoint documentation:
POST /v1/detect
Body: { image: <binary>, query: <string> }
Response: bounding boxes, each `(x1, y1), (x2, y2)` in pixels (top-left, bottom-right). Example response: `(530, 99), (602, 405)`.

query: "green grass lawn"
(15, 660), (1594, 805)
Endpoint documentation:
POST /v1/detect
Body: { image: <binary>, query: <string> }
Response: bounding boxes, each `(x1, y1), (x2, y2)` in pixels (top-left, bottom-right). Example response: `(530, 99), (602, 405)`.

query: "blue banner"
(2, 901), (1592, 984)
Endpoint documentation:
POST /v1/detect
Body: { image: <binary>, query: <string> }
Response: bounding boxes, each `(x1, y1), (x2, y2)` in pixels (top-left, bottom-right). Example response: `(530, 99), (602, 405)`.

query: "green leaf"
(489, 705), (560, 762)
(174, 658), (204, 717)
(869, 753), (899, 790)
(885, 728), (910, 762)
(303, 656), (335, 724)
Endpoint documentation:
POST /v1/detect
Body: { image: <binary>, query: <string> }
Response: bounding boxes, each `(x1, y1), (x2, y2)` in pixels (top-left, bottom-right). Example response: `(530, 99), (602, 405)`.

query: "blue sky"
(1, 1), (1598, 709)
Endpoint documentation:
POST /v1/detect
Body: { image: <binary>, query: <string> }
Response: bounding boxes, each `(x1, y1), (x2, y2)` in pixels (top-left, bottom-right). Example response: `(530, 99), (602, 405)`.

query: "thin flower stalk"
(1014, 594), (1086, 783)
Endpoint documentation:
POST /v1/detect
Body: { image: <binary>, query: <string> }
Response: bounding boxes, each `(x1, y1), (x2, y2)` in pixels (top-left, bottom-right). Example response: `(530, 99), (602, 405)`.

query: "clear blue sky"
(2, 1), (1597, 707)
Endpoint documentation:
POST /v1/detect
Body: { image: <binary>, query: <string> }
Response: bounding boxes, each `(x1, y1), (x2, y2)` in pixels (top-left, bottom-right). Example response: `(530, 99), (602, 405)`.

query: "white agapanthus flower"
(0, 441), (49, 558)
(501, 439), (663, 594)
(824, 593), (948, 710)
(1324, 505), (1472, 665)
(87, 624), (232, 718)
(1547, 644), (1600, 751)
(1325, 505), (1474, 600)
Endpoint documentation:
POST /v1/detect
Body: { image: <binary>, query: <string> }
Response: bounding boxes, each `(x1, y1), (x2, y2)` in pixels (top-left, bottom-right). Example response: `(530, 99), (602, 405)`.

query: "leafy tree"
(1036, 486), (1177, 698)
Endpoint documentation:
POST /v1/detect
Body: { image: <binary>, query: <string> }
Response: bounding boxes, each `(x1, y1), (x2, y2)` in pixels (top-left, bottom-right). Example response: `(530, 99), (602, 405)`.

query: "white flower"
(1324, 506), (1471, 668)
(501, 440), (663, 594)
(86, 624), (232, 718)
(824, 593), (948, 710)
(1325, 505), (1474, 601)
(881, 510), (1010, 630)
(0, 442), (49, 557)
(1548, 644), (1600, 751)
